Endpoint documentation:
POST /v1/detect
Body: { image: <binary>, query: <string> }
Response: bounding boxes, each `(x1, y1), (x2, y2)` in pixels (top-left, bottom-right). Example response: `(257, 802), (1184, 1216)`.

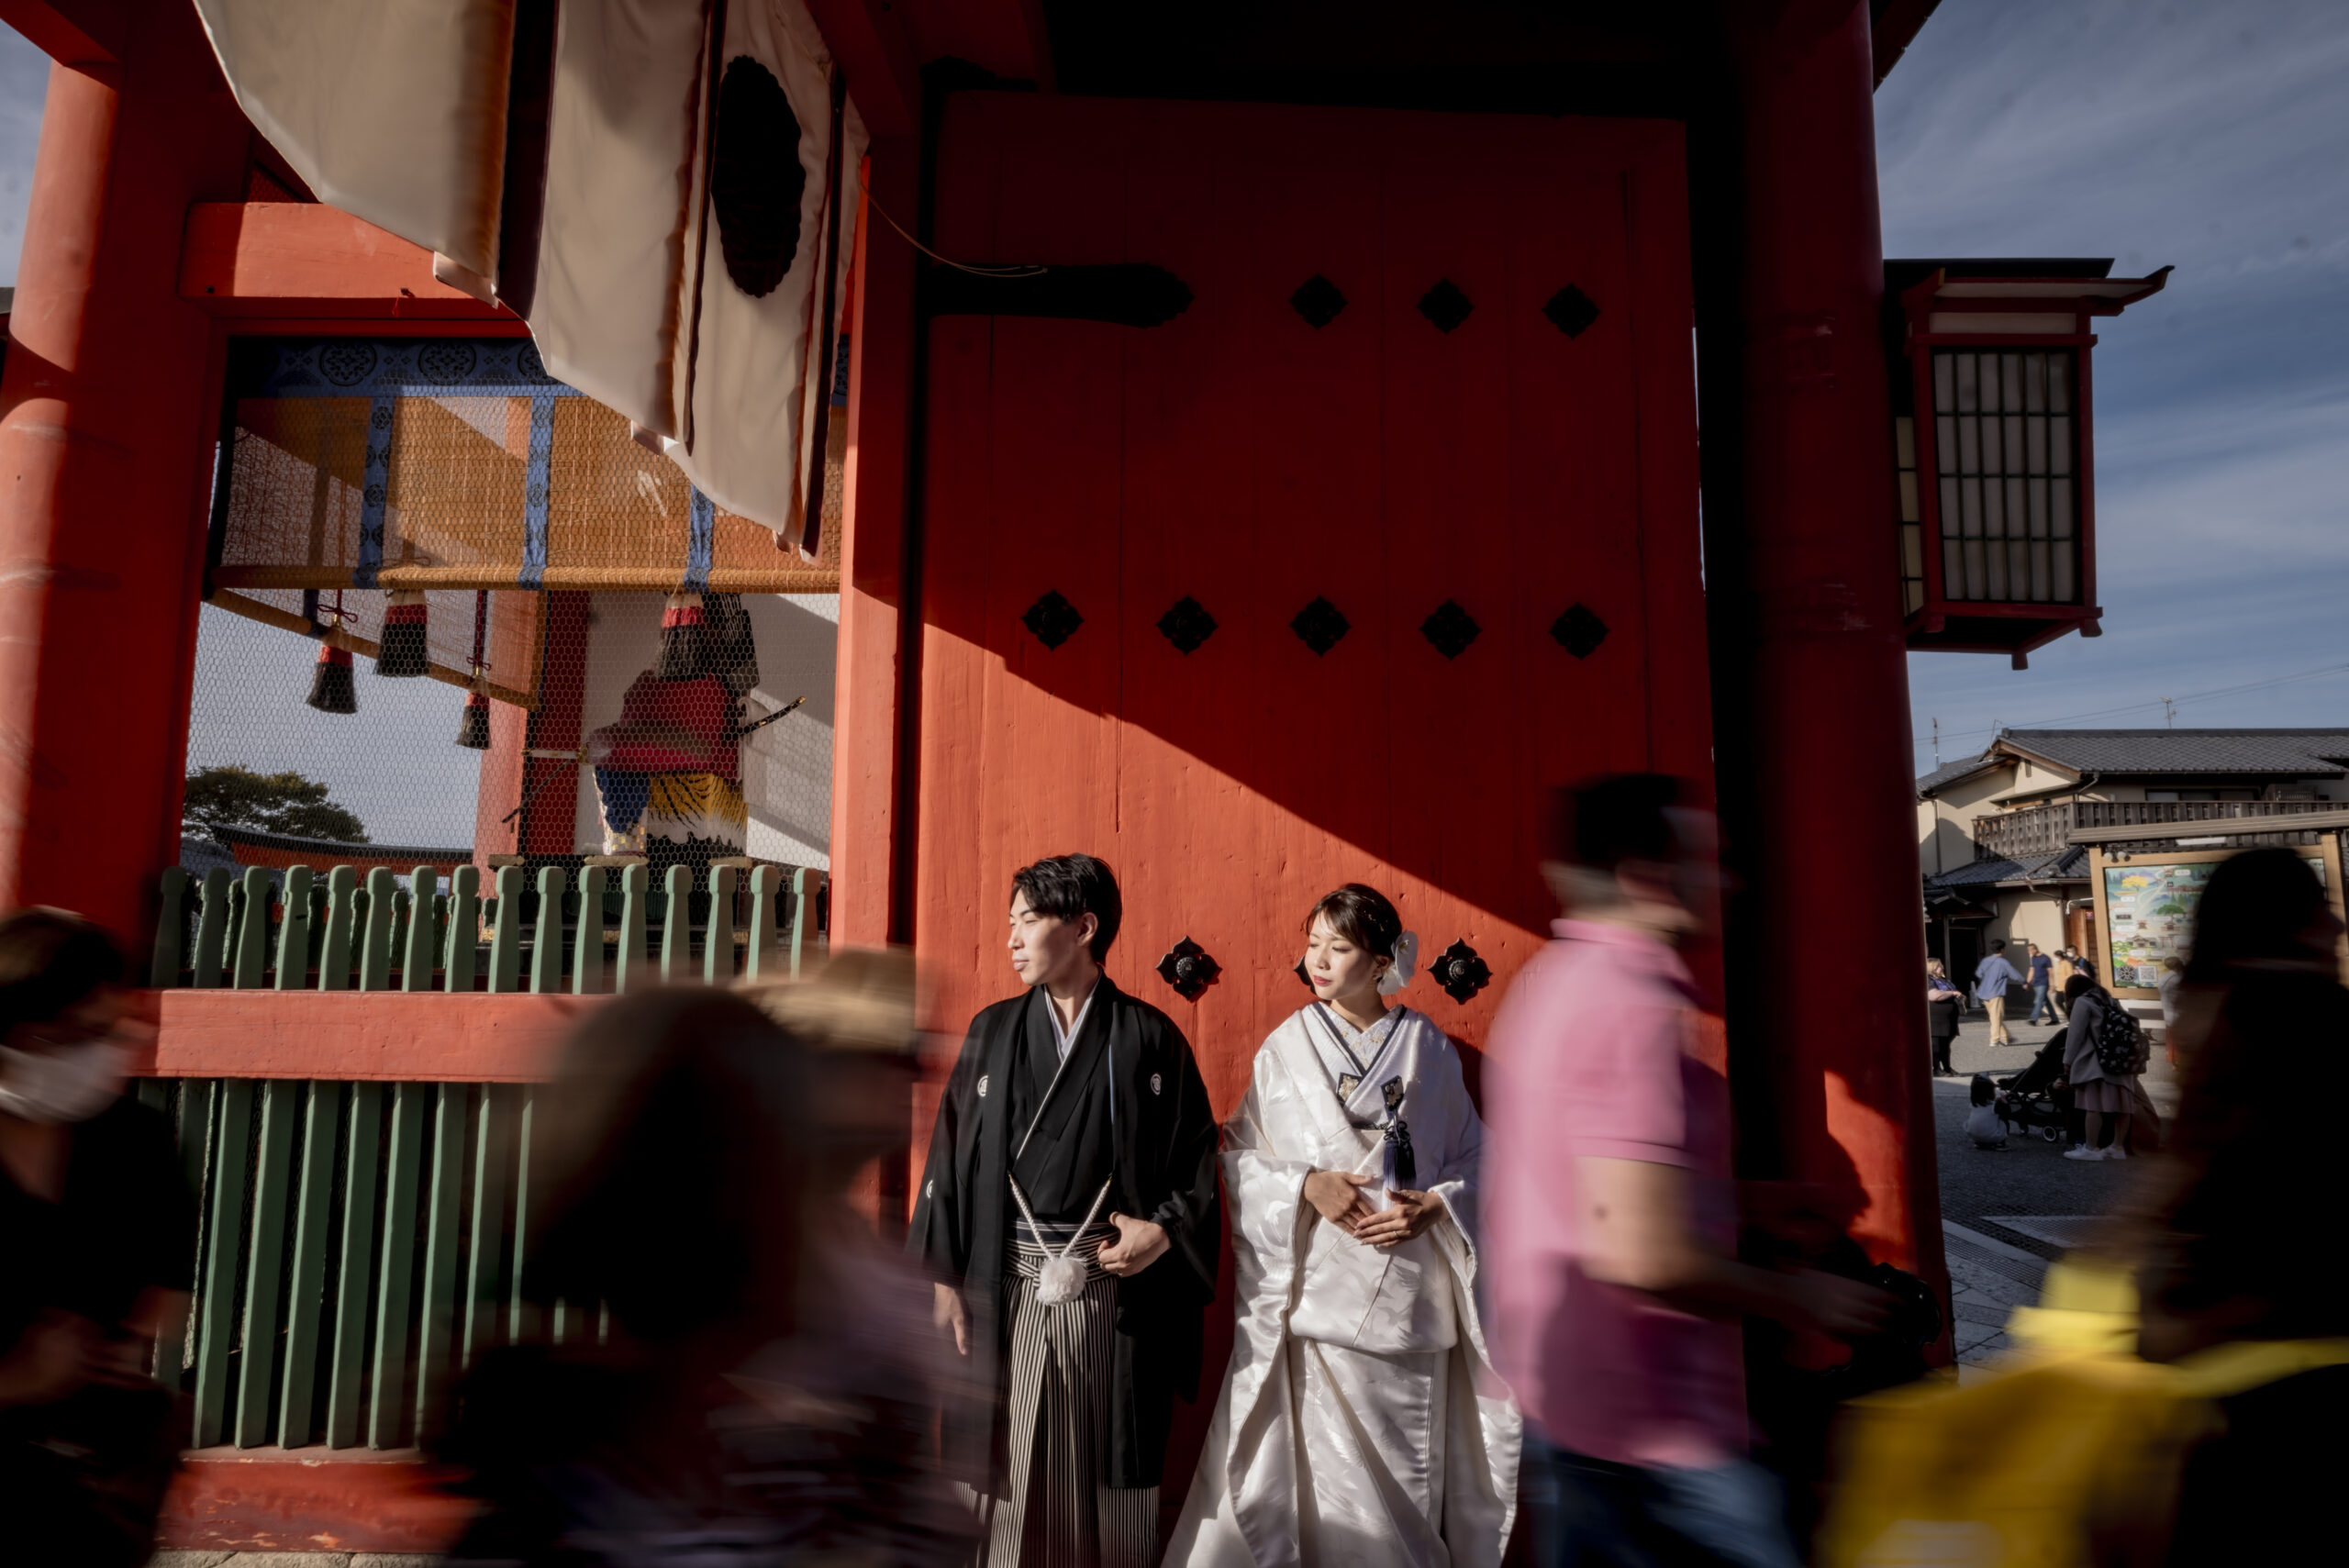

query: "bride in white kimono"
(1168, 884), (1519, 1568)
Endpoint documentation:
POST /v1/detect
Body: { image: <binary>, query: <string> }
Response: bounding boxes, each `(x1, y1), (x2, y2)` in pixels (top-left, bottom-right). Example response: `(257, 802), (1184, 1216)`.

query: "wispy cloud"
(1881, 0), (2349, 770)
(0, 25), (46, 289)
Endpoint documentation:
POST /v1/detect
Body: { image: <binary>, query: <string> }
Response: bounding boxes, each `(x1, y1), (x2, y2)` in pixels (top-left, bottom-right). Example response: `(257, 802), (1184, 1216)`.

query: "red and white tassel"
(306, 642), (357, 714)
(377, 589), (429, 677)
(655, 591), (707, 681)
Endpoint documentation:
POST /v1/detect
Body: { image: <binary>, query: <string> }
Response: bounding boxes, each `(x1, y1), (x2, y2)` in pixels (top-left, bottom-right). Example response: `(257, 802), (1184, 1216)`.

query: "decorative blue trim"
(353, 393), (394, 588)
(518, 390), (557, 589)
(684, 487), (715, 594)
(244, 337), (574, 401)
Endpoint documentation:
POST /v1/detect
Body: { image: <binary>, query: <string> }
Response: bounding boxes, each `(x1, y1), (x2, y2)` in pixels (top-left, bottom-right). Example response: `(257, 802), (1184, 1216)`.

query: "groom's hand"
(932, 1282), (971, 1356)
(1097, 1214), (1170, 1276)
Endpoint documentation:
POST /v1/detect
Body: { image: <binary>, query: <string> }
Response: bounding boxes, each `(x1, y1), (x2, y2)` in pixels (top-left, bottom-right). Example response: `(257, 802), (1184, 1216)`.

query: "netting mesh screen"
(189, 333), (845, 877)
(211, 337), (841, 595)
(184, 591), (839, 874)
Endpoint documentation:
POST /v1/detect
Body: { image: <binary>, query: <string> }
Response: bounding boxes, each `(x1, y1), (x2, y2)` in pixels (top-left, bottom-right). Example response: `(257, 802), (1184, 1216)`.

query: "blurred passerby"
(2056, 973), (2143, 1162)
(2138, 847), (2349, 1559)
(0, 909), (194, 1568)
(1825, 849), (2349, 1565)
(2025, 942), (2057, 1024)
(1924, 960), (1963, 1076)
(437, 988), (829, 1566)
(738, 951), (977, 1566)
(1488, 775), (1887, 1568)
(1973, 940), (2023, 1046)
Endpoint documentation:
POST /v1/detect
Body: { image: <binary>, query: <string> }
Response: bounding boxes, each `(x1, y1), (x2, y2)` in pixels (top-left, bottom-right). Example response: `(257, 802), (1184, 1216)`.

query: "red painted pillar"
(520, 591), (589, 854)
(1695, 1), (1944, 1289)
(829, 139), (920, 948)
(0, 7), (250, 941)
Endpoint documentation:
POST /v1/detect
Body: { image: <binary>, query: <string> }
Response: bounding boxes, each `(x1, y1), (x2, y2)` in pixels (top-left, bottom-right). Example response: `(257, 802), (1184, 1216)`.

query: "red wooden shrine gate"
(910, 95), (1710, 1109)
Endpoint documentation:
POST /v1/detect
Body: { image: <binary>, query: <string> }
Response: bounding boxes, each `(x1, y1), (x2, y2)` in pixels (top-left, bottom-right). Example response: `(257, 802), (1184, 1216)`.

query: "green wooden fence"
(150, 861), (828, 995)
(144, 859), (826, 1449)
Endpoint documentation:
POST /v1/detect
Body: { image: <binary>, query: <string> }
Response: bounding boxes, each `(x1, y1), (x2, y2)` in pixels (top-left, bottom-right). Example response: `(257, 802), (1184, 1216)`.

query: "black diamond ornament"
(1419, 599), (1482, 660)
(1289, 273), (1347, 329)
(1417, 277), (1475, 334)
(1021, 589), (1084, 650)
(1157, 595), (1218, 654)
(1156, 938), (1221, 1001)
(1289, 596), (1352, 655)
(1431, 940), (1493, 1004)
(1550, 603), (1609, 659)
(1542, 284), (1601, 339)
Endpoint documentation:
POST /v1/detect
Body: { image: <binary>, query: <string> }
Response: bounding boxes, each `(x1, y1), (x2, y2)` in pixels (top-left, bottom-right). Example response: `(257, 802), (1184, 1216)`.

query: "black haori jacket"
(910, 978), (1221, 1489)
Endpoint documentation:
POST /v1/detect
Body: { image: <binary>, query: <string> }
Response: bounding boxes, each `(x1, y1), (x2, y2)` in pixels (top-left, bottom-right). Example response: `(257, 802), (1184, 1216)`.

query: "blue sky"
(3, 5), (2343, 788)
(1877, 0), (2349, 772)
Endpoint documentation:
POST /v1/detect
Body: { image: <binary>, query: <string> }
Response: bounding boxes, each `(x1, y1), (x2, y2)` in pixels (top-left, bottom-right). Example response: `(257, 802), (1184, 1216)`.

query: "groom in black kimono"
(912, 853), (1221, 1567)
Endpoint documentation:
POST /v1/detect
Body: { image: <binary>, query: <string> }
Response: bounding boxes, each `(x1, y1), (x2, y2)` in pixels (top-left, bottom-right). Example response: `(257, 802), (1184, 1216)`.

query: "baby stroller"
(1987, 1030), (2071, 1143)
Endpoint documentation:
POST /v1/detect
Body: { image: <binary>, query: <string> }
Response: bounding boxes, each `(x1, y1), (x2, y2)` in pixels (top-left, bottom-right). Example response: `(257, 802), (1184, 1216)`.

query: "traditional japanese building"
(0, 0), (2169, 1551)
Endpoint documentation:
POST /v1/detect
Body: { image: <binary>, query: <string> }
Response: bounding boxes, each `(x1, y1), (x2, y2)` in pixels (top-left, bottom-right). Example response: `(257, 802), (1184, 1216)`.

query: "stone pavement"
(1929, 1004), (2176, 1373)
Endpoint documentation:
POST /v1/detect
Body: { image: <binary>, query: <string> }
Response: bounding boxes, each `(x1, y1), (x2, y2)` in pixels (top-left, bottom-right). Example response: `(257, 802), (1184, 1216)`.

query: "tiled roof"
(1916, 751), (2000, 795)
(1998, 728), (2349, 778)
(1923, 845), (2089, 891)
(1919, 728), (2349, 795)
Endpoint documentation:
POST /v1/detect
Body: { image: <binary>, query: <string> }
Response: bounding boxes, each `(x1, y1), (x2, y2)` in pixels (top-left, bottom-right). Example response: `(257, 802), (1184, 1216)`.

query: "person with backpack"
(2056, 972), (2146, 1161)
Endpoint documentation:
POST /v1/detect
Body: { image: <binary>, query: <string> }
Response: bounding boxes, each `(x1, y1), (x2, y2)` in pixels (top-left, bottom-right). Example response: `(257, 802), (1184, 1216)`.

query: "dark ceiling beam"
(806, 0), (925, 136)
(0, 0), (125, 65)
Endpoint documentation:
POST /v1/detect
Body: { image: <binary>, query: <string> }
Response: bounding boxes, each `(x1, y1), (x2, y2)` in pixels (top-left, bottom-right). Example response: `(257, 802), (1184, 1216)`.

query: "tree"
(184, 765), (370, 844)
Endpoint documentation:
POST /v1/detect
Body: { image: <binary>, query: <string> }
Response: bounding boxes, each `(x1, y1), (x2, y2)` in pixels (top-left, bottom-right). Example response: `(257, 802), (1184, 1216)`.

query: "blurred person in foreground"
(2138, 846), (2349, 1556)
(1822, 847), (2349, 1565)
(0, 909), (193, 1568)
(440, 984), (962, 1565)
(910, 853), (1221, 1567)
(737, 950), (977, 1565)
(1486, 776), (1887, 1568)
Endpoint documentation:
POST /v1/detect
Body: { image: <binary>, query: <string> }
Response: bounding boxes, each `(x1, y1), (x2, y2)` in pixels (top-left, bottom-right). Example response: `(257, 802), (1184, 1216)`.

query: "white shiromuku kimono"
(1167, 1004), (1520, 1567)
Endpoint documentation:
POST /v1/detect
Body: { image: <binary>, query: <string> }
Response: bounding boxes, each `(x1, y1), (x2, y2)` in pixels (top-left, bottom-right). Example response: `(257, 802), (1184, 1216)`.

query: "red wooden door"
(912, 94), (1707, 1109)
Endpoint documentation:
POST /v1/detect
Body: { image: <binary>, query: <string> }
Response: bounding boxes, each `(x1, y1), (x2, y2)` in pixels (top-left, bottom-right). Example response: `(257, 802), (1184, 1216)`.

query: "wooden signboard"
(2089, 840), (2347, 998)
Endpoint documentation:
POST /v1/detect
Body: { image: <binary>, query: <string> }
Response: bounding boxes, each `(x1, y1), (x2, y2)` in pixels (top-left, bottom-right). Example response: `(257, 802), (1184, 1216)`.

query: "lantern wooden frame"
(1893, 264), (2170, 668)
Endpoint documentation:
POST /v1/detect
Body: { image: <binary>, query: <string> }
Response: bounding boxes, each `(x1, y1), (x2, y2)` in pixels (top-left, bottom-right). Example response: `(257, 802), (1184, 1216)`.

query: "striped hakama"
(980, 1218), (1159, 1568)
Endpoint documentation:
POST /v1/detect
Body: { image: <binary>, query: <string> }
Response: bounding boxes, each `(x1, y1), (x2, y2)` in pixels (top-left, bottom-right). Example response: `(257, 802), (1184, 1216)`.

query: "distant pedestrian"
(2026, 942), (2057, 1024)
(2157, 956), (2186, 1062)
(1925, 960), (1963, 1076)
(2058, 973), (2145, 1161)
(1974, 940), (2024, 1046)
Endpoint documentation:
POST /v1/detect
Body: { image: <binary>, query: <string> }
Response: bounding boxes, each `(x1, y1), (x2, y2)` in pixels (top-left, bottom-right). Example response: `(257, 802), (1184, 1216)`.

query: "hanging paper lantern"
(455, 688), (492, 750)
(378, 588), (429, 677)
(655, 591), (707, 681)
(306, 643), (357, 714)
